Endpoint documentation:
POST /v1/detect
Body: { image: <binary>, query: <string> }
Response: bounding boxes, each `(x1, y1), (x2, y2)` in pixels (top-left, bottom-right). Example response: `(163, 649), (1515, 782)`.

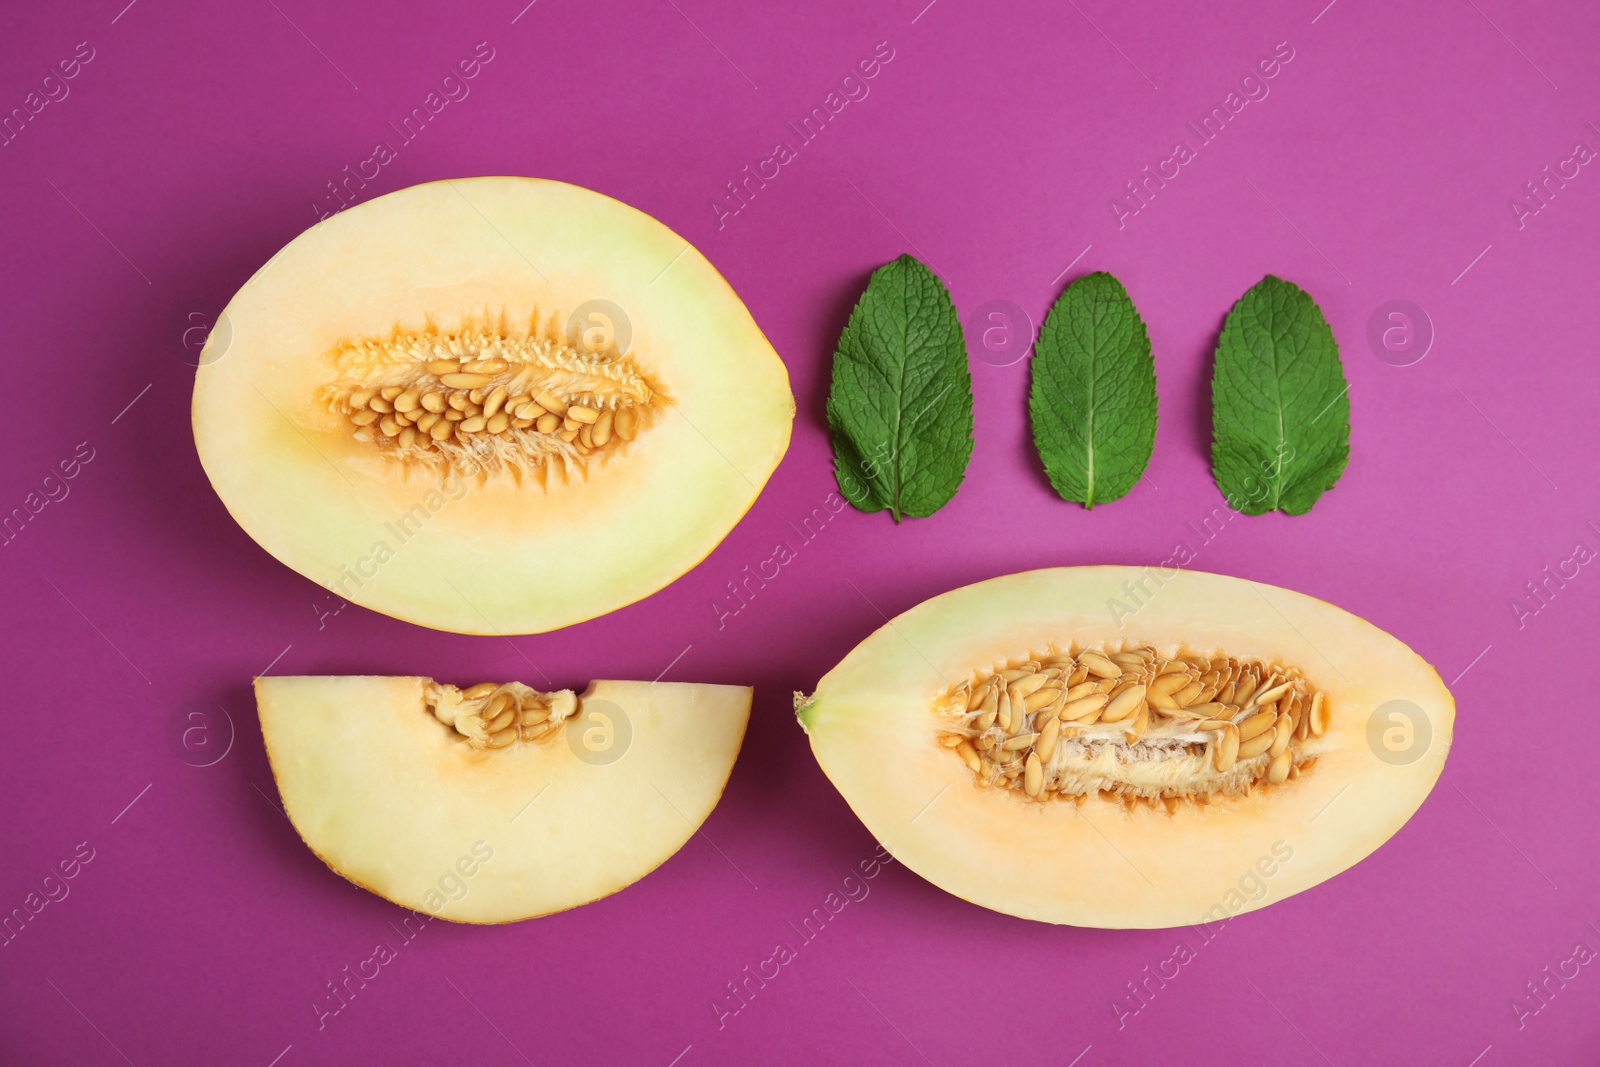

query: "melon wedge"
(797, 566), (1453, 928)
(194, 177), (793, 634)
(256, 675), (750, 922)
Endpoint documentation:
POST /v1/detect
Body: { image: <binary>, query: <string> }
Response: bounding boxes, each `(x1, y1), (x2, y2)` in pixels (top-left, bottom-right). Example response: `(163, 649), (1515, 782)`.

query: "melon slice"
(797, 566), (1453, 928)
(256, 675), (750, 922)
(194, 177), (793, 634)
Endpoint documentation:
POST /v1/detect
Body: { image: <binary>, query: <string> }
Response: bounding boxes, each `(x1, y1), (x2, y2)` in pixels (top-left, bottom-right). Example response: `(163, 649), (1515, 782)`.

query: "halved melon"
(797, 566), (1453, 928)
(256, 674), (750, 922)
(195, 177), (793, 634)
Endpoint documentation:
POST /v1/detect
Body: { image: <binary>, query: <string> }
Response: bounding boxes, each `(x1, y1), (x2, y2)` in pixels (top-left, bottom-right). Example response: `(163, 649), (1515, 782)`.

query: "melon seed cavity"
(936, 645), (1330, 806)
(426, 679), (580, 750)
(324, 321), (665, 477)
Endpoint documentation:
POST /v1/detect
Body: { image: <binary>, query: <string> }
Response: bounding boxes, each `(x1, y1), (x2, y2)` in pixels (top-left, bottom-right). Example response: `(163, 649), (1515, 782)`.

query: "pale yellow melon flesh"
(256, 675), (750, 922)
(194, 177), (793, 634)
(797, 566), (1454, 928)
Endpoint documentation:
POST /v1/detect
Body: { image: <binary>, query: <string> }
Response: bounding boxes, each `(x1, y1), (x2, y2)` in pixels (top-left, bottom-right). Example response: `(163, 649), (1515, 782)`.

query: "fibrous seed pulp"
(426, 679), (580, 750)
(325, 317), (664, 479)
(936, 645), (1330, 805)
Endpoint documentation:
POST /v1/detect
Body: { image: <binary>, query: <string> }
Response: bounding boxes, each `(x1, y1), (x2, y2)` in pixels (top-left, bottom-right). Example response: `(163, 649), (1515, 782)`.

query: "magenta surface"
(2, 0), (1596, 1063)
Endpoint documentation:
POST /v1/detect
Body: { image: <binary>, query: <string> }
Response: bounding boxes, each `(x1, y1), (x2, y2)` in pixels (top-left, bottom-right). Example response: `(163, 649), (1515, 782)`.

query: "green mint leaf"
(1211, 275), (1350, 515)
(827, 254), (974, 522)
(1028, 272), (1157, 508)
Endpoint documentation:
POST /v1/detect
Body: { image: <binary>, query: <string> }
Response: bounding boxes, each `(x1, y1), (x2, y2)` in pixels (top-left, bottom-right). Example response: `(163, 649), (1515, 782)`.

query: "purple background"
(1, 0), (1596, 1063)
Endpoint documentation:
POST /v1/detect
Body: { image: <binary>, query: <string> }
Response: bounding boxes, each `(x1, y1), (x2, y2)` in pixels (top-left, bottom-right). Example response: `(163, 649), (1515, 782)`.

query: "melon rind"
(194, 177), (793, 634)
(256, 676), (751, 923)
(798, 566), (1454, 928)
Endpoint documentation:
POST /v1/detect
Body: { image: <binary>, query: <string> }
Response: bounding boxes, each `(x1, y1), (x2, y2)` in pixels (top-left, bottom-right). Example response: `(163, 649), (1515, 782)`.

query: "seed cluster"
(937, 645), (1330, 805)
(327, 327), (660, 476)
(427, 679), (579, 750)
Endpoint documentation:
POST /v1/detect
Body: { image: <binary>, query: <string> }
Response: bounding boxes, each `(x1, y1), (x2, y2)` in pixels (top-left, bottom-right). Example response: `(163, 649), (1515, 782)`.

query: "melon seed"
(593, 409), (615, 446)
(1023, 687), (1058, 713)
(1216, 723), (1240, 772)
(1078, 651), (1121, 679)
(1101, 685), (1145, 723)
(1236, 710), (1276, 742)
(1237, 729), (1276, 760)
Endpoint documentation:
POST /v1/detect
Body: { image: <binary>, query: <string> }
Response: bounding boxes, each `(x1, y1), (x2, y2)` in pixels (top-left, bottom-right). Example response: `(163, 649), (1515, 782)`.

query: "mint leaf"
(828, 254), (974, 522)
(1028, 272), (1157, 508)
(1211, 275), (1350, 515)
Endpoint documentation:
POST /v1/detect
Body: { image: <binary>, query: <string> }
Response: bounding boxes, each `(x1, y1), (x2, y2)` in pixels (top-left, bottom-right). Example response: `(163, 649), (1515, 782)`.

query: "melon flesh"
(797, 566), (1454, 928)
(194, 177), (793, 634)
(256, 675), (750, 922)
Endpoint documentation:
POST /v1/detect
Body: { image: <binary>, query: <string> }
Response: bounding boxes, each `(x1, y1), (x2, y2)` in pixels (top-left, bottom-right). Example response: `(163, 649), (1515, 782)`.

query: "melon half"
(256, 675), (750, 922)
(797, 567), (1454, 928)
(194, 177), (793, 634)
